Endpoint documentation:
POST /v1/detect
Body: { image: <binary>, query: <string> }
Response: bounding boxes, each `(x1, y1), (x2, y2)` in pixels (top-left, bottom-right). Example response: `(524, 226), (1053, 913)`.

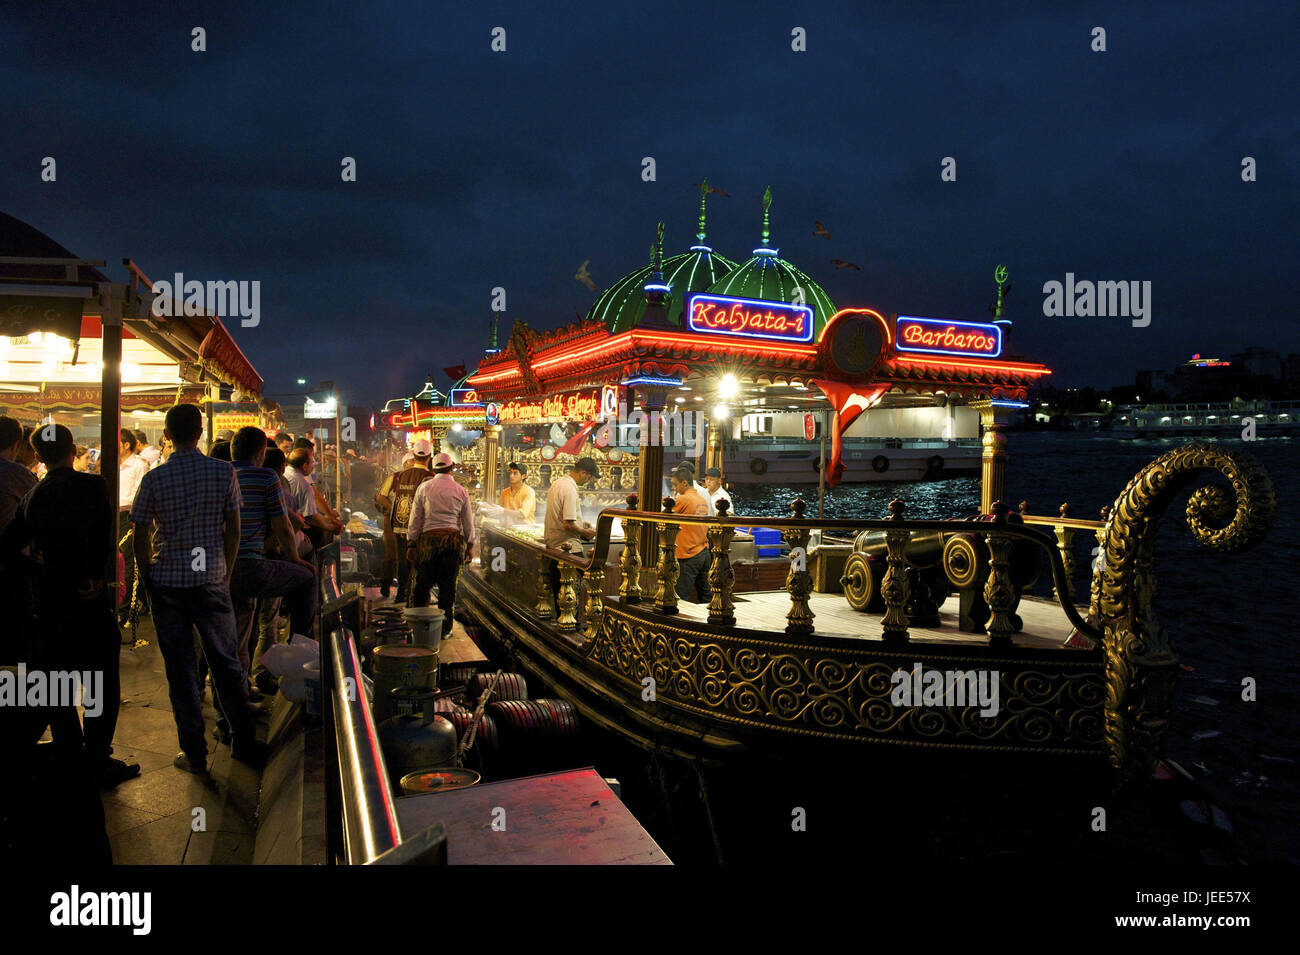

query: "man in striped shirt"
(229, 428), (317, 689)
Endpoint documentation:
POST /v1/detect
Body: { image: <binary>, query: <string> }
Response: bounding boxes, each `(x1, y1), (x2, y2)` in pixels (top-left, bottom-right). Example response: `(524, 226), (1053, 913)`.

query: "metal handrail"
(314, 539), (404, 864)
(327, 624), (403, 864)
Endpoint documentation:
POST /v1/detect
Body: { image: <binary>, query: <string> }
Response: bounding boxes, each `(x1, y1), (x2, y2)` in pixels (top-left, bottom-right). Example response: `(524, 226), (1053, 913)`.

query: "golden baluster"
(654, 496), (680, 615)
(556, 545), (579, 632)
(706, 498), (735, 627)
(536, 555), (554, 621)
(1054, 502), (1075, 603)
(880, 498), (910, 643)
(584, 564), (605, 637)
(984, 500), (1017, 645)
(1088, 504), (1110, 622)
(619, 493), (642, 604)
(782, 497), (815, 636)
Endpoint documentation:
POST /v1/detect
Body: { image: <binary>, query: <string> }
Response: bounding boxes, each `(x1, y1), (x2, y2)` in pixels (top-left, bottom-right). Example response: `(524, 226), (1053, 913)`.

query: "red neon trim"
(391, 406), (486, 427)
(630, 331), (817, 358)
(470, 327), (819, 389)
(890, 355), (1052, 375)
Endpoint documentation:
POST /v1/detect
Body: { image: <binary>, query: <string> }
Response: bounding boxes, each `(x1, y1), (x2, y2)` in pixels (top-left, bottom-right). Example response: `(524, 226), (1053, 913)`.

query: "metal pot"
(376, 686), (458, 789)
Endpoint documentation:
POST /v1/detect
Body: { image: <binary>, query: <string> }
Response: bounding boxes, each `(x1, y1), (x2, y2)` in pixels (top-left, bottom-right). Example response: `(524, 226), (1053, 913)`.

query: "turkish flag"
(811, 379), (889, 487)
(443, 363), (468, 382)
(559, 420), (598, 456)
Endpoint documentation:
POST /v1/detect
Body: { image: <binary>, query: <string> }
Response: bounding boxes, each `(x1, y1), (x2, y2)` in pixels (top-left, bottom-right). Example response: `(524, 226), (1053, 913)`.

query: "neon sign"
(686, 293), (814, 343)
(450, 388), (484, 407)
(895, 316), (1002, 358)
(493, 389), (602, 424)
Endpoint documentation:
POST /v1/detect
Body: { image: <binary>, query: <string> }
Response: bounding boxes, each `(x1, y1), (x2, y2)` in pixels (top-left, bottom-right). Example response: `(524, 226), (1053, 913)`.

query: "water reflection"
(730, 476), (980, 521)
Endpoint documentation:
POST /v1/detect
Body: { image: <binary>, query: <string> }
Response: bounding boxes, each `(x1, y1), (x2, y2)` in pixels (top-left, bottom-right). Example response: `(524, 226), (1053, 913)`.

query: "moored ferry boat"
(1114, 399), (1300, 438)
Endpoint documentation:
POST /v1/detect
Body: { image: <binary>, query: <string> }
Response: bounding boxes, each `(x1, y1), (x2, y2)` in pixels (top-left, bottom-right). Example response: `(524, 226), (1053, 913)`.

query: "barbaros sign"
(895, 316), (1002, 358)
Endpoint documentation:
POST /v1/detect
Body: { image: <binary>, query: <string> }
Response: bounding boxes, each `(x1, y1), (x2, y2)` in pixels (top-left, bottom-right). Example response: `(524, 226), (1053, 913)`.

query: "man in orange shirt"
(498, 461), (536, 524)
(671, 466), (711, 603)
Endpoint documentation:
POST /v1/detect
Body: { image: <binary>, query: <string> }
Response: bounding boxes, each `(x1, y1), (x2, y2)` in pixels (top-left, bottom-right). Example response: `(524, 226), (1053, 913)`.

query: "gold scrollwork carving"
(1094, 443), (1275, 789)
(585, 609), (1104, 751)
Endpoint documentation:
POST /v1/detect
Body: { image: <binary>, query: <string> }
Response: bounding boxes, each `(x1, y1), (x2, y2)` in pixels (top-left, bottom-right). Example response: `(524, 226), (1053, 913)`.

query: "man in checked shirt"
(130, 404), (267, 773)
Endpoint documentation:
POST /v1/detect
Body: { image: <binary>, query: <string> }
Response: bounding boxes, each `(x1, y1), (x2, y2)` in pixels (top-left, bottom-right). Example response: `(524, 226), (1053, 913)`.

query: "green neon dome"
(706, 186), (836, 336)
(588, 247), (740, 334)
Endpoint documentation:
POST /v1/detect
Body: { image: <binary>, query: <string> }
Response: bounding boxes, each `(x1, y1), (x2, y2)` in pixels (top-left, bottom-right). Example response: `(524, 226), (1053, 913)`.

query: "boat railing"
(1014, 501), (1106, 605)
(495, 492), (1104, 646)
(582, 496), (1104, 645)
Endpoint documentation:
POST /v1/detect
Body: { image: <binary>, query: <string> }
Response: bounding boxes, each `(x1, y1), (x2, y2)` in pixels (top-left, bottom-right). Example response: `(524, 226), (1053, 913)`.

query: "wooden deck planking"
(438, 620), (490, 665)
(664, 592), (1080, 649)
(395, 767), (672, 865)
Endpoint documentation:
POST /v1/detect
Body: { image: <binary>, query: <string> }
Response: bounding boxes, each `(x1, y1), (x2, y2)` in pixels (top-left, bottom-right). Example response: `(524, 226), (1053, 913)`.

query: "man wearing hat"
(405, 452), (475, 635)
(544, 457), (599, 551)
(375, 439), (433, 601)
(498, 461), (535, 524)
(703, 467), (732, 516)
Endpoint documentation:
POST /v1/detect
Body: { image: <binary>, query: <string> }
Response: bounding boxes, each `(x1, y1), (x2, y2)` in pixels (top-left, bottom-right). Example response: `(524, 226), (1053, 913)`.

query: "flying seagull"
(813, 221), (831, 240)
(832, 259), (861, 270)
(575, 259), (596, 292)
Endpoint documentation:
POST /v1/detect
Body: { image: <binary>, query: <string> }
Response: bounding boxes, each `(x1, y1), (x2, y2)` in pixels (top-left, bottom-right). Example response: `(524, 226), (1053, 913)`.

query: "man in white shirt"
(544, 457), (599, 550)
(118, 430), (151, 626)
(286, 447), (336, 551)
(406, 453), (475, 634)
(134, 429), (161, 468)
(703, 467), (733, 516)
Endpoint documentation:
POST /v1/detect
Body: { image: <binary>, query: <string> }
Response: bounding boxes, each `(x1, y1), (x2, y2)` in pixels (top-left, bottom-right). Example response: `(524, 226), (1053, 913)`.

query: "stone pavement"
(99, 618), (267, 864)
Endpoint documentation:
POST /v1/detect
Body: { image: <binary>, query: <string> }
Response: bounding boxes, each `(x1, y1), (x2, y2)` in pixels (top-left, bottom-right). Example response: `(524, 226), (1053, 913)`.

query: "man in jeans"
(228, 427), (317, 696)
(130, 404), (267, 772)
(118, 429), (150, 628)
(406, 452), (475, 637)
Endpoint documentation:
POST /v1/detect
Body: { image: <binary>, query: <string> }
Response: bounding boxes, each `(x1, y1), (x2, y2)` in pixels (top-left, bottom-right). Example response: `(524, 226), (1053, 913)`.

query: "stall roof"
(0, 211), (108, 284)
(467, 307), (1049, 405)
(0, 212), (264, 398)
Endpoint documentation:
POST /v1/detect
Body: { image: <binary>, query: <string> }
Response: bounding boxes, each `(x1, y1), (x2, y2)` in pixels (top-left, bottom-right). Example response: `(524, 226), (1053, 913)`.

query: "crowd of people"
(0, 406), (361, 794)
(4, 403), (737, 798)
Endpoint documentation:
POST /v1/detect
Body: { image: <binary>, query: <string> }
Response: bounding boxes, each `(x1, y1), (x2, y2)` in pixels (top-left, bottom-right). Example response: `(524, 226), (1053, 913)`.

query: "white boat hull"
(666, 444), (980, 485)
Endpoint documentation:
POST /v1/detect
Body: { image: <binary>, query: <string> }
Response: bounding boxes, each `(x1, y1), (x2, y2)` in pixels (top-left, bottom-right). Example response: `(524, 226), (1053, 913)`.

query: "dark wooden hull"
(457, 564), (1111, 774)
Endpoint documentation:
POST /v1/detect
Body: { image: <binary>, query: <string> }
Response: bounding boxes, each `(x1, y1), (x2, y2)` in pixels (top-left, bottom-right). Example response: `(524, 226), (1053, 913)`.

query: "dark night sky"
(2, 1), (1296, 409)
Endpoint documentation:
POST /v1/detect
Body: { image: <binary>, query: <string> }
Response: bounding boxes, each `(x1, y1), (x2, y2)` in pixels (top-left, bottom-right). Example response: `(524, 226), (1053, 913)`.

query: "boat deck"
(660, 591), (1082, 650)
